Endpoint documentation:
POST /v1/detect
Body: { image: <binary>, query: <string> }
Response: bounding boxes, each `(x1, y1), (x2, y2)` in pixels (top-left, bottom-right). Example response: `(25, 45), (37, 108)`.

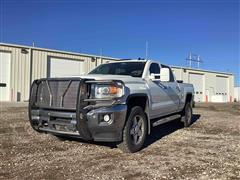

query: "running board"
(152, 114), (181, 127)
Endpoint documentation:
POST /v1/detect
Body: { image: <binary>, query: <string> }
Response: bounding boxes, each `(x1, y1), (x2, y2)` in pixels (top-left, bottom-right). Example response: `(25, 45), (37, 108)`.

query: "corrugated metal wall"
(0, 44), (118, 102)
(172, 67), (234, 102)
(0, 45), (31, 101)
(0, 43), (234, 102)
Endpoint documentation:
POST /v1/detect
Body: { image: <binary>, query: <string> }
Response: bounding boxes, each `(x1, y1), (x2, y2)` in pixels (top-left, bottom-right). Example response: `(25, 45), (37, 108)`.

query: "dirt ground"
(0, 102), (239, 180)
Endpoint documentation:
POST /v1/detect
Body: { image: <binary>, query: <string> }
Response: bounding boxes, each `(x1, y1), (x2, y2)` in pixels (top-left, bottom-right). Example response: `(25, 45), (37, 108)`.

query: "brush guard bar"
(28, 78), (124, 140)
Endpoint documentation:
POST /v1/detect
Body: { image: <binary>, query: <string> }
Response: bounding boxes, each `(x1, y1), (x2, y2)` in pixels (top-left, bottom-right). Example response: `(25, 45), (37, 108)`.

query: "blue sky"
(0, 0), (239, 85)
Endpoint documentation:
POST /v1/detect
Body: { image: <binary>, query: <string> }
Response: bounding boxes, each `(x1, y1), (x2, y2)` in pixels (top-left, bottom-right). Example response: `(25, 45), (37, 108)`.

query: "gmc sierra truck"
(29, 60), (194, 153)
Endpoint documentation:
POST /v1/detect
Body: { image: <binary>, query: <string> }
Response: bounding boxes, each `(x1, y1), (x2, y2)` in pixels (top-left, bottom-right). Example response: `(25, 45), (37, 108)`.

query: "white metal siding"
(234, 87), (240, 102)
(0, 43), (235, 102)
(189, 73), (204, 102)
(0, 52), (11, 101)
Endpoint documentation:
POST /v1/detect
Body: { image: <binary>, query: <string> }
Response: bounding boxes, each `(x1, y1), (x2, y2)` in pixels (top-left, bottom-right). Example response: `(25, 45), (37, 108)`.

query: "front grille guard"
(28, 78), (124, 139)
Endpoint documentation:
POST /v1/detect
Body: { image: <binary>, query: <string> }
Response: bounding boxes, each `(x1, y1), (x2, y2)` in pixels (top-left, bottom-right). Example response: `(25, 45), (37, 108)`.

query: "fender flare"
(126, 93), (151, 134)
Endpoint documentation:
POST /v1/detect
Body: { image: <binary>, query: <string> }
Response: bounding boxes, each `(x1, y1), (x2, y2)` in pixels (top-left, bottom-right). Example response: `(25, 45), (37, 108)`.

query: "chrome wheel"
(117, 106), (147, 153)
(130, 115), (144, 145)
(182, 103), (192, 127)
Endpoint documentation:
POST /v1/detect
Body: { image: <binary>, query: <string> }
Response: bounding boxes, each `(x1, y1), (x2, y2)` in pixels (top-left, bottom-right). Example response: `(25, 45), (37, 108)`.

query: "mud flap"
(181, 116), (185, 122)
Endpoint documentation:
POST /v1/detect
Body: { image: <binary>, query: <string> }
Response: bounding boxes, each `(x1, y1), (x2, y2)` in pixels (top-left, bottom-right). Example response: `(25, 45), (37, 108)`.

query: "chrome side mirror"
(160, 68), (170, 82)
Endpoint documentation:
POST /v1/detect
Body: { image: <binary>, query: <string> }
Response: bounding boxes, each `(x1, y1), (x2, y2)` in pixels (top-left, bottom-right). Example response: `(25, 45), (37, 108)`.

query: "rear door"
(147, 63), (176, 118)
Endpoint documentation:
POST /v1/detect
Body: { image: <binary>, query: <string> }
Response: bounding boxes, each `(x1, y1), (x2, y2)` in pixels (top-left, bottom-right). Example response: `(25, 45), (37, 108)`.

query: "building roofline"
(171, 65), (233, 76)
(108, 59), (148, 63)
(0, 42), (234, 76)
(0, 42), (120, 60)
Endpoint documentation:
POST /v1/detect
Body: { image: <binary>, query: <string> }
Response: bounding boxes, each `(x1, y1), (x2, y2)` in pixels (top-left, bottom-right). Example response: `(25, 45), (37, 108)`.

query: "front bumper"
(29, 78), (127, 142)
(30, 104), (127, 142)
(86, 104), (127, 142)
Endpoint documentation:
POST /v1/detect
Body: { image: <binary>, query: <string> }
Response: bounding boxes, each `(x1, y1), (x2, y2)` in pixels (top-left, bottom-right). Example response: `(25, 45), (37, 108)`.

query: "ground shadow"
(55, 134), (117, 149)
(55, 114), (201, 150)
(143, 114), (201, 149)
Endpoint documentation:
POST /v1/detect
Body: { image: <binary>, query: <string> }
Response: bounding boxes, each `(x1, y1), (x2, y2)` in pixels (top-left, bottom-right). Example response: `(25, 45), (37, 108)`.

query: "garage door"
(0, 52), (11, 101)
(216, 75), (228, 98)
(189, 73), (204, 102)
(48, 57), (85, 77)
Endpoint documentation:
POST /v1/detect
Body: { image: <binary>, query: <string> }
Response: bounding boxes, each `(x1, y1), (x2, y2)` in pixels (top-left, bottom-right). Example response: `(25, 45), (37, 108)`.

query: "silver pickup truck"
(29, 60), (194, 152)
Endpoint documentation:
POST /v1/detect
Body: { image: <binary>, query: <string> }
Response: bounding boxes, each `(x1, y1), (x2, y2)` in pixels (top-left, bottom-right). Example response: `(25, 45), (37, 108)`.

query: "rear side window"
(149, 63), (160, 74)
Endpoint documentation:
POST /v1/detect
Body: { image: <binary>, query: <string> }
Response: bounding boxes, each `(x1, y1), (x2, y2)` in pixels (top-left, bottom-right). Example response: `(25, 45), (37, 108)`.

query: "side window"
(149, 63), (160, 74)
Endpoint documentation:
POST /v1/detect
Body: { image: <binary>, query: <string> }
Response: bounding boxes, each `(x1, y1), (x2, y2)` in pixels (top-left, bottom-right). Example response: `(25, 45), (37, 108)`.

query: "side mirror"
(160, 68), (170, 82)
(149, 73), (161, 81)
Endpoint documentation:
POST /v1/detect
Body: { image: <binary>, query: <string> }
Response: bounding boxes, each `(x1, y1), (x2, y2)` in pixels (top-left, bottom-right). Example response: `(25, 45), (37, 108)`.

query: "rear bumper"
(29, 104), (127, 142)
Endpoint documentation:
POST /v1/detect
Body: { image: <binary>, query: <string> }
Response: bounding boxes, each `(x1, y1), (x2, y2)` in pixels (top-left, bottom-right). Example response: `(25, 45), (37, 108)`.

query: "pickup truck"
(29, 60), (194, 153)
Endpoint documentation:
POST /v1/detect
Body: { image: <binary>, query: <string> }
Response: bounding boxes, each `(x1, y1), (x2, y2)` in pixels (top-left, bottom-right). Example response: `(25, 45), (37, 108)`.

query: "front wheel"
(117, 106), (147, 153)
(181, 102), (193, 127)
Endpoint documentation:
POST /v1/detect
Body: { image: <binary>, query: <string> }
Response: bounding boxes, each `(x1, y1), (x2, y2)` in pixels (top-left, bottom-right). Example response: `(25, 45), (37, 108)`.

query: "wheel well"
(127, 95), (148, 112)
(126, 94), (150, 134)
(186, 93), (193, 103)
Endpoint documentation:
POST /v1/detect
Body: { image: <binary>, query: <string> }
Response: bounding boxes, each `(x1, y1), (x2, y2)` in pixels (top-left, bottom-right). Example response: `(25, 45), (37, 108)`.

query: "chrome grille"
(36, 79), (81, 109)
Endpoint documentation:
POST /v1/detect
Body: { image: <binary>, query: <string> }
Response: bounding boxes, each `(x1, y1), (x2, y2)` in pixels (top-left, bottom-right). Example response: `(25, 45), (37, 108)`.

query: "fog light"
(103, 114), (110, 122)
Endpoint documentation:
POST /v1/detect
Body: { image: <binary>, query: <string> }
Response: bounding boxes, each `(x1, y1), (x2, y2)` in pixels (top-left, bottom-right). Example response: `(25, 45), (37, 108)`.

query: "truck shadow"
(143, 114), (201, 149)
(57, 114), (201, 150)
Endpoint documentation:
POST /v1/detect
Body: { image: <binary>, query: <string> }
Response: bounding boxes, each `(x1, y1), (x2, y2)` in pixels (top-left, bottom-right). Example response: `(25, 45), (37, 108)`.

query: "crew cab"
(29, 60), (194, 152)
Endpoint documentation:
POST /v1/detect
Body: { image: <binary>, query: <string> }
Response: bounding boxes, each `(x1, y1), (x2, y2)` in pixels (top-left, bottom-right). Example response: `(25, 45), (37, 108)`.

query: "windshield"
(89, 62), (146, 77)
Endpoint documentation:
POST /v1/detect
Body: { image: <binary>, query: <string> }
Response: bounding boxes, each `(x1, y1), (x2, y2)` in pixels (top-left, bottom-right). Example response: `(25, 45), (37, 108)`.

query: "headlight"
(92, 83), (124, 99)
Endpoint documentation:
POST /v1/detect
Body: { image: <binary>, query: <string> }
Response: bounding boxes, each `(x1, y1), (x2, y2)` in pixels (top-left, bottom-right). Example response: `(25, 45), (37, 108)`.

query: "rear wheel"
(117, 106), (147, 153)
(182, 102), (192, 127)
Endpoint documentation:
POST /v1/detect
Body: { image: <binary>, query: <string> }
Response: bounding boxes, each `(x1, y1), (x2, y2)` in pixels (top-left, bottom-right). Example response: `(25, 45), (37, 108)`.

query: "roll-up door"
(216, 76), (228, 102)
(48, 57), (85, 77)
(189, 73), (204, 102)
(0, 52), (11, 101)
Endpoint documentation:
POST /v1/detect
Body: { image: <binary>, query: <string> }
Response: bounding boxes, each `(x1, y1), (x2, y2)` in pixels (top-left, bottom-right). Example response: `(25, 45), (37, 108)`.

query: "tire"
(117, 106), (147, 153)
(182, 102), (193, 127)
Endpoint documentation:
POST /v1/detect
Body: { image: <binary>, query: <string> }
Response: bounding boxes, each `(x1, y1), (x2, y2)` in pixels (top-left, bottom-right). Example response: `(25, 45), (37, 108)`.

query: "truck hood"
(79, 74), (144, 83)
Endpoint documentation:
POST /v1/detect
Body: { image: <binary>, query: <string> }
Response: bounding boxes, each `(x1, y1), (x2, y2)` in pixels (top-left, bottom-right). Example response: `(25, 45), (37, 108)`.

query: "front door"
(148, 63), (177, 119)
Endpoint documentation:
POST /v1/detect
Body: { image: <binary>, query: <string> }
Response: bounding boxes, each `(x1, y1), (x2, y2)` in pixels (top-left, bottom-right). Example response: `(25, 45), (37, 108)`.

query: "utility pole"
(145, 41), (148, 60)
(186, 52), (203, 68)
(186, 52), (192, 68)
(197, 55), (201, 69)
(100, 48), (103, 64)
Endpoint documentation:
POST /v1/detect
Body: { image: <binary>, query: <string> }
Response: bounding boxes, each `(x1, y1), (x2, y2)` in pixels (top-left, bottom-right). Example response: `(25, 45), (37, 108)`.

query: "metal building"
(171, 66), (234, 103)
(0, 43), (118, 102)
(0, 43), (235, 103)
(234, 87), (240, 102)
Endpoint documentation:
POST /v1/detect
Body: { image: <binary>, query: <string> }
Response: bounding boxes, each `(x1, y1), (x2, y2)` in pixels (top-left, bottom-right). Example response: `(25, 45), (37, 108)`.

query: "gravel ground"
(0, 102), (240, 180)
